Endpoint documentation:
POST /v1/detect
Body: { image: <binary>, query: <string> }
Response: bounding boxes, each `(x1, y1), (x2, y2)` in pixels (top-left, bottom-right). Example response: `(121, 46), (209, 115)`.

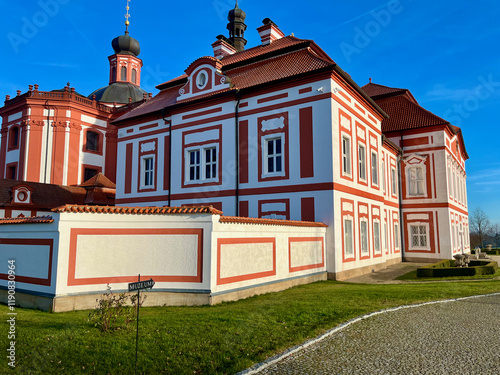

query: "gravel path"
(247, 294), (500, 375)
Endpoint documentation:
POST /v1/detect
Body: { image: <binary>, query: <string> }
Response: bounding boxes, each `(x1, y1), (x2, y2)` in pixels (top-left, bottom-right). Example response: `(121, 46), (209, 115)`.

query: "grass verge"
(2, 280), (500, 374)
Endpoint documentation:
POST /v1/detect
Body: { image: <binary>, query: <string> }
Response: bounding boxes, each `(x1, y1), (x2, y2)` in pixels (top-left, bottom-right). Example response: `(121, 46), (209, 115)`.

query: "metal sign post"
(128, 275), (155, 375)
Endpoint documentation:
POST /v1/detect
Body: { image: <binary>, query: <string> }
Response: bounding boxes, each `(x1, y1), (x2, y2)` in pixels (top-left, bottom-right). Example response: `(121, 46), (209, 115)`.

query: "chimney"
(212, 35), (237, 59)
(257, 18), (285, 46)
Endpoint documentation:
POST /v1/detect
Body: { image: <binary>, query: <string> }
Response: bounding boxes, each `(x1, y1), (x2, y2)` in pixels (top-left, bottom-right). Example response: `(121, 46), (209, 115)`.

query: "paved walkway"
(241, 259), (500, 375)
(247, 294), (500, 374)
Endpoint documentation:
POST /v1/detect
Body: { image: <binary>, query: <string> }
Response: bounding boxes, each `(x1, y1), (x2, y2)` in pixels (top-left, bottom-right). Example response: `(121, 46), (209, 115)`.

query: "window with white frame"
(382, 159), (386, 193)
(408, 166), (425, 196)
(344, 217), (354, 258)
(141, 156), (155, 188)
(410, 224), (428, 249)
(391, 167), (397, 196)
(187, 146), (218, 182)
(342, 135), (351, 175)
(360, 219), (369, 256)
(448, 165), (452, 197)
(358, 144), (366, 181)
(371, 152), (378, 186)
(394, 222), (400, 249)
(383, 221), (388, 252)
(374, 221), (381, 253)
(263, 135), (284, 176)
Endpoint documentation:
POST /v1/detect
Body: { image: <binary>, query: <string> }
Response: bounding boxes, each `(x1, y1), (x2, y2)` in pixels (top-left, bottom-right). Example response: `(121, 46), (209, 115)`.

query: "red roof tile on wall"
(219, 215), (328, 227)
(0, 216), (54, 225)
(53, 205), (223, 215)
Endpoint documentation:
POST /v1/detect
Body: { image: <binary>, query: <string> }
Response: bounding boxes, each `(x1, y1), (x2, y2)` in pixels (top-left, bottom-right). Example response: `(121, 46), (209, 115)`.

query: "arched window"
(86, 130), (99, 152)
(131, 69), (137, 84)
(111, 67), (117, 81)
(8, 126), (19, 150)
(121, 66), (127, 81)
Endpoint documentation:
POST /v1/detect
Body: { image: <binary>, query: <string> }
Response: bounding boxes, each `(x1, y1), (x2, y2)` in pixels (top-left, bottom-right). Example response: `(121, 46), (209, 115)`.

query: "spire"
(227, 1), (247, 52)
(125, 0), (131, 34)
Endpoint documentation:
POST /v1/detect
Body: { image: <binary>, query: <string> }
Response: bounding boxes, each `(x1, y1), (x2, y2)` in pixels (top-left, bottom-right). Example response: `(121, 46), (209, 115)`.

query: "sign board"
(128, 278), (155, 292)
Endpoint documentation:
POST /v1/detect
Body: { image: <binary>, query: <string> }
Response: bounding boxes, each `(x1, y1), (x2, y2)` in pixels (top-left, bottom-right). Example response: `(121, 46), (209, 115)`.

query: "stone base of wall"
(2, 273), (328, 312)
(403, 256), (448, 263)
(328, 257), (402, 281)
(210, 273), (327, 305)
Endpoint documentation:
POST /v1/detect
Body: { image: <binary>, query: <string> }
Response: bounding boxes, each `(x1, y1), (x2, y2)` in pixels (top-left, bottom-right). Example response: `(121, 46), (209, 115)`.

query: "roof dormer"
(11, 185), (34, 205)
(177, 57), (231, 101)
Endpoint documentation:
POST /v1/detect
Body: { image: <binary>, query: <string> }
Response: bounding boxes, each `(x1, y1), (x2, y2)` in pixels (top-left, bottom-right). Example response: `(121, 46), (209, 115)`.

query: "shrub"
(417, 260), (498, 278)
(88, 284), (146, 332)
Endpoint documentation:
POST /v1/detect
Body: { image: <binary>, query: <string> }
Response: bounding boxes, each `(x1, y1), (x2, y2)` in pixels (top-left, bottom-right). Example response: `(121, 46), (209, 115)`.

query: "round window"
(17, 191), (27, 202)
(197, 71), (208, 89)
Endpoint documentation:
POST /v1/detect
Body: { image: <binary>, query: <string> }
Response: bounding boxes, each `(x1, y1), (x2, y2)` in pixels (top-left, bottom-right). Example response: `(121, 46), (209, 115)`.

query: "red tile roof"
(78, 172), (116, 188)
(362, 82), (407, 98)
(53, 205), (223, 215)
(220, 215), (328, 227)
(0, 215), (54, 225)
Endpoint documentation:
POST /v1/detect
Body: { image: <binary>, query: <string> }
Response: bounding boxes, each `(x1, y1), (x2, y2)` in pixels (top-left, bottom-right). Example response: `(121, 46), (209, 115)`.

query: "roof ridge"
(52, 204), (223, 215)
(0, 215), (54, 225)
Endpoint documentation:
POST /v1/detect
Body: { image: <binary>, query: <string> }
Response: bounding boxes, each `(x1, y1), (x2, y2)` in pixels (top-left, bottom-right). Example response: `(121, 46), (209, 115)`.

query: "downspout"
(398, 131), (405, 259)
(162, 109), (172, 207)
(234, 90), (241, 216)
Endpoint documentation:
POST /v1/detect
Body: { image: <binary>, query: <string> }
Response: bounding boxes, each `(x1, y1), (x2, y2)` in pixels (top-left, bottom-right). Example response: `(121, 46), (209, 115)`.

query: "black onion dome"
(111, 33), (141, 57)
(88, 82), (146, 104)
(228, 4), (246, 22)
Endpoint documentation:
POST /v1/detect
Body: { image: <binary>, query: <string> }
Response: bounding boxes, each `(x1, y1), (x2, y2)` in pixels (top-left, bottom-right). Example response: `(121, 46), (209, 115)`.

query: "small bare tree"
(469, 208), (491, 248)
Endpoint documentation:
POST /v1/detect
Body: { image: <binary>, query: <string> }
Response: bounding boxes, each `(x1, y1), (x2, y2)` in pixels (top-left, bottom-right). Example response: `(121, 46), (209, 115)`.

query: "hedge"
(416, 259), (498, 278)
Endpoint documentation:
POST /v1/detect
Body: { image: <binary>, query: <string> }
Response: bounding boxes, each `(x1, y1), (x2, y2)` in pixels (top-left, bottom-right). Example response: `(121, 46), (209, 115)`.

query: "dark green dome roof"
(228, 4), (246, 21)
(112, 33), (141, 57)
(88, 82), (146, 104)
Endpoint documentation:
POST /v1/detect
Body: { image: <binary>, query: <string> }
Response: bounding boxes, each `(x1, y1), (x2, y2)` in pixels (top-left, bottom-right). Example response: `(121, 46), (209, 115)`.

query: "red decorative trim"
(239, 120), (249, 184)
(358, 202), (370, 260)
(137, 139), (158, 193)
(401, 136), (429, 147)
(299, 87), (312, 94)
(301, 197), (315, 222)
(339, 108), (354, 183)
(0, 238), (53, 286)
(341, 198), (356, 263)
(181, 124), (222, 188)
(163, 136), (170, 191)
(371, 205), (382, 258)
(138, 123), (159, 131)
(259, 198), (290, 220)
(182, 202), (222, 211)
(432, 153), (438, 199)
(7, 125), (20, 151)
(257, 112), (289, 182)
(257, 92), (288, 104)
(299, 107), (314, 179)
(67, 228), (203, 286)
(354, 103), (366, 114)
(217, 237), (276, 285)
(220, 215), (327, 227)
(288, 237), (325, 272)
(403, 211), (436, 254)
(239, 200), (249, 217)
(124, 143), (133, 194)
(182, 107), (222, 120)
(6, 162), (18, 180)
(239, 102), (249, 108)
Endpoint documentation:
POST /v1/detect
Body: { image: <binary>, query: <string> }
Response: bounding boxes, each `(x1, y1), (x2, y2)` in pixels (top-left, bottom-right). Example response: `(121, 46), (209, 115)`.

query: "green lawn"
(3, 280), (500, 374)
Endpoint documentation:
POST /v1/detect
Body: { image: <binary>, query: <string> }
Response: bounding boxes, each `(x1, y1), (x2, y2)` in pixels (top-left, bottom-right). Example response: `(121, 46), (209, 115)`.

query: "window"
(83, 168), (98, 182)
(382, 159), (386, 193)
(8, 126), (19, 149)
(264, 136), (284, 176)
(360, 220), (369, 256)
(344, 217), (354, 257)
(141, 157), (154, 188)
(358, 144), (366, 180)
(121, 66), (127, 81)
(371, 152), (378, 186)
(111, 67), (117, 81)
(342, 136), (351, 175)
(374, 221), (381, 253)
(197, 71), (208, 89)
(391, 167), (397, 196)
(86, 131), (99, 152)
(408, 166), (425, 196)
(394, 223), (400, 249)
(187, 146), (217, 182)
(410, 224), (428, 248)
(383, 221), (388, 252)
(8, 165), (16, 180)
(448, 165), (452, 196)
(131, 69), (137, 84)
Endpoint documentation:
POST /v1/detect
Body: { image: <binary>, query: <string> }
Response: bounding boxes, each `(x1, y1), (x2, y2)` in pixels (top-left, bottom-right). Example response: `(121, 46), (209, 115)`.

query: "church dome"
(88, 82), (146, 104)
(111, 33), (141, 57)
(228, 4), (246, 22)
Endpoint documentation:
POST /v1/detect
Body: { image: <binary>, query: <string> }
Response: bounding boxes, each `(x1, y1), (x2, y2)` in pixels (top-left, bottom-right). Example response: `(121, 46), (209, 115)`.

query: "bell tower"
(227, 1), (247, 52)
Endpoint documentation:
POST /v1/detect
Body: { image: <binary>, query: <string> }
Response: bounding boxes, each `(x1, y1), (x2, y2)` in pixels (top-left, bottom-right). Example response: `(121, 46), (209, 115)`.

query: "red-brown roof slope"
(0, 179), (86, 210)
(78, 172), (116, 188)
(114, 36), (386, 124)
(362, 82), (418, 103)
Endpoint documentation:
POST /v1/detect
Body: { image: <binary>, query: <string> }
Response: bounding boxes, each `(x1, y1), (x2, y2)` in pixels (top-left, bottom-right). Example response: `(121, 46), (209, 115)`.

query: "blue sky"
(1, 0), (499, 224)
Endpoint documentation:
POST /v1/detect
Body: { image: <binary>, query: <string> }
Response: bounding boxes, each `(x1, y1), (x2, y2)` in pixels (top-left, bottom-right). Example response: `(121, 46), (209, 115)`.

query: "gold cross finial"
(125, 0), (131, 34)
